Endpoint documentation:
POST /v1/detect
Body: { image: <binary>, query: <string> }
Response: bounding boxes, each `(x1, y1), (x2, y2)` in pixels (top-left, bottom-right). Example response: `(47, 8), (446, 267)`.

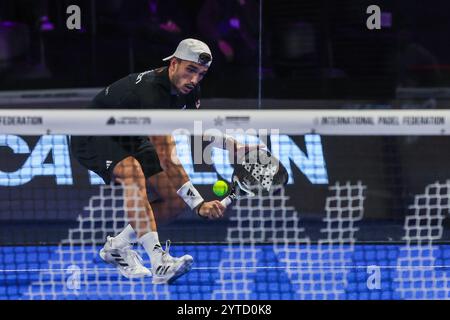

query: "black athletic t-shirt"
(89, 67), (201, 150)
(90, 67), (201, 110)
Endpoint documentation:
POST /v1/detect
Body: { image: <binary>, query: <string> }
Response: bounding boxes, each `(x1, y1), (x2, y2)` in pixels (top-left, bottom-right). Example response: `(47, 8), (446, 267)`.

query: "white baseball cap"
(163, 38), (212, 67)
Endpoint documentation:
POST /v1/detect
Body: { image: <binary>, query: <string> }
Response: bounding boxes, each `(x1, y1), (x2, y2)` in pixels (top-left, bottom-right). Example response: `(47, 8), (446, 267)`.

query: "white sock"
(138, 231), (162, 264)
(111, 224), (136, 249)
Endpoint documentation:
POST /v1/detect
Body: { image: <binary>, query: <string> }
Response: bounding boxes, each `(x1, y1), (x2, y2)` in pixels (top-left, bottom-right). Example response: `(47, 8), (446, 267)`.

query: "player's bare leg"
(98, 157), (152, 278)
(100, 156), (193, 283)
(147, 171), (187, 224)
(113, 156), (157, 236)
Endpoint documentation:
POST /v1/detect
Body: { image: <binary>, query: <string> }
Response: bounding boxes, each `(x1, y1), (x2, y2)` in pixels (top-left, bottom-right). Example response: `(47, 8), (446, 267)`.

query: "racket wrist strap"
(177, 181), (204, 210)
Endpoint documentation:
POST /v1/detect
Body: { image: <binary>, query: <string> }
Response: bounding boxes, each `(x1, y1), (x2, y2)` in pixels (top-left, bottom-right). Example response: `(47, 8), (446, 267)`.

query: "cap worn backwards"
(162, 38), (212, 67)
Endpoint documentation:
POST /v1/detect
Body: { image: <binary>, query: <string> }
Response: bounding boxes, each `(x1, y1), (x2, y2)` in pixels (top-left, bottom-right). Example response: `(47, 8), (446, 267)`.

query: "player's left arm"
(204, 133), (265, 158)
(150, 135), (225, 219)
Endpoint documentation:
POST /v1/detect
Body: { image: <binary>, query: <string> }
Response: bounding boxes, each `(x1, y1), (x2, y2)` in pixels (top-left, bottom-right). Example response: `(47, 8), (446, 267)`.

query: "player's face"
(171, 60), (208, 95)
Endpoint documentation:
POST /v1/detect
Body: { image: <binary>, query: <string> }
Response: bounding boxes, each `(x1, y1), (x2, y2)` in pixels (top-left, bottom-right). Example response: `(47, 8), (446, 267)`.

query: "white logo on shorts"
(105, 160), (112, 169)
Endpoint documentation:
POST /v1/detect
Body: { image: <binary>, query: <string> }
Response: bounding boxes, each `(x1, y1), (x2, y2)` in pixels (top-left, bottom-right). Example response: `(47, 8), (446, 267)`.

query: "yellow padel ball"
(213, 180), (229, 196)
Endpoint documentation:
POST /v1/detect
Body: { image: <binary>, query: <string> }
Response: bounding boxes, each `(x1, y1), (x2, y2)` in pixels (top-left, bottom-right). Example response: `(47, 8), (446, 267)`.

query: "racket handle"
(221, 196), (233, 207)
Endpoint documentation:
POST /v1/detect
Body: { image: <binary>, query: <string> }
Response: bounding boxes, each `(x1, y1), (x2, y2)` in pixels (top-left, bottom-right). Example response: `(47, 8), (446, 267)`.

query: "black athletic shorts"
(69, 135), (163, 184)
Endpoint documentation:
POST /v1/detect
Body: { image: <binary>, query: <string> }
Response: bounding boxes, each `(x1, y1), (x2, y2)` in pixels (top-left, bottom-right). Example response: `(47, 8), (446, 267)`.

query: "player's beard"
(172, 69), (193, 95)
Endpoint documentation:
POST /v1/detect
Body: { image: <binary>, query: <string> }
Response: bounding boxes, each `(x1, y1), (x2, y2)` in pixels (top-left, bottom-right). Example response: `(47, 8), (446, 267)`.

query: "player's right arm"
(150, 135), (225, 219)
(204, 132), (266, 163)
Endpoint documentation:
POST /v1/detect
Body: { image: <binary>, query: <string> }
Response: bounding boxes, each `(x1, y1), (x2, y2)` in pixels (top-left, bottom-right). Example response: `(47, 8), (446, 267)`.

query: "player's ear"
(168, 58), (175, 72)
(170, 58), (180, 71)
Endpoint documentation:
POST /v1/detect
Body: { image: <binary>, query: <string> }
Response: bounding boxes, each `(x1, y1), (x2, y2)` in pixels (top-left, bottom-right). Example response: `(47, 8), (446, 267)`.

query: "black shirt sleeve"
(90, 74), (141, 109)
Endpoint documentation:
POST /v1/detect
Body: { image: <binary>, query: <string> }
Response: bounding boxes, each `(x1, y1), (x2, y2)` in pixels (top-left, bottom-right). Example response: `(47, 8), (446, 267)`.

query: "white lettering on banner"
(378, 117), (400, 125)
(0, 134), (329, 186)
(320, 116), (446, 128)
(205, 134), (328, 185)
(271, 134), (328, 184)
(89, 170), (104, 185)
(0, 135), (73, 186)
(0, 135), (31, 186)
(321, 117), (375, 125)
(402, 117), (445, 125)
(0, 116), (43, 126)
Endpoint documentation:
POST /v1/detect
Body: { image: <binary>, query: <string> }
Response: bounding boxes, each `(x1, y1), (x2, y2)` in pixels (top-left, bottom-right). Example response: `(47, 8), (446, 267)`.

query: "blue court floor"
(1, 244), (449, 300)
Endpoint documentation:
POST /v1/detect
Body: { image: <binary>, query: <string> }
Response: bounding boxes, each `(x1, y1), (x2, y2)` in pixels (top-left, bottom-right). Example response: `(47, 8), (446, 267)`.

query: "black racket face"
(233, 149), (288, 195)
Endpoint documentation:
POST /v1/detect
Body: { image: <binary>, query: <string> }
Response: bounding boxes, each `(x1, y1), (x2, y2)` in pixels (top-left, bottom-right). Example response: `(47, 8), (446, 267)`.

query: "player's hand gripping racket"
(220, 148), (288, 207)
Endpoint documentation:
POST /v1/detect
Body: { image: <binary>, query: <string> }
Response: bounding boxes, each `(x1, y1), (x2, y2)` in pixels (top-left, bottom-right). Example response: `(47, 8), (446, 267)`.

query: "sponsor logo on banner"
(319, 116), (446, 127)
(401, 116), (445, 125)
(106, 117), (151, 126)
(371, 116), (445, 126)
(226, 116), (250, 125)
(214, 116), (250, 127)
(214, 116), (224, 126)
(320, 117), (375, 125)
(0, 134), (329, 186)
(0, 116), (43, 126)
(213, 116), (250, 127)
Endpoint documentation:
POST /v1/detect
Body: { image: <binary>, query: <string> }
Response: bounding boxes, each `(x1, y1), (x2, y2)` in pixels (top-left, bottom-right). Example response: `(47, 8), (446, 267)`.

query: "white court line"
(1, 265), (450, 273)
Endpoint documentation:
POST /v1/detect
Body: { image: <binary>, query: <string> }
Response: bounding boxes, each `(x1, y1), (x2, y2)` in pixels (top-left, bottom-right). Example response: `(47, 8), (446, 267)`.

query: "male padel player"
(70, 39), (241, 284)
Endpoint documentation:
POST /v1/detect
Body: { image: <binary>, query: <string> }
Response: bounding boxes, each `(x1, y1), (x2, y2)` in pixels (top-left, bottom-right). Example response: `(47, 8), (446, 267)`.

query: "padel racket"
(221, 148), (288, 207)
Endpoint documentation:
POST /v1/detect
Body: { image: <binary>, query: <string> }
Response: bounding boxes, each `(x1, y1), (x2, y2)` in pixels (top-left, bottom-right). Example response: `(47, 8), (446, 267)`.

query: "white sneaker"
(151, 240), (193, 285)
(99, 236), (152, 279)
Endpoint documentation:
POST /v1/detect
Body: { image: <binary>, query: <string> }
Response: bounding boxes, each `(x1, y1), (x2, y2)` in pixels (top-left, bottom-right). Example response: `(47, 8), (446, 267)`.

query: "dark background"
(0, 0), (449, 101)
